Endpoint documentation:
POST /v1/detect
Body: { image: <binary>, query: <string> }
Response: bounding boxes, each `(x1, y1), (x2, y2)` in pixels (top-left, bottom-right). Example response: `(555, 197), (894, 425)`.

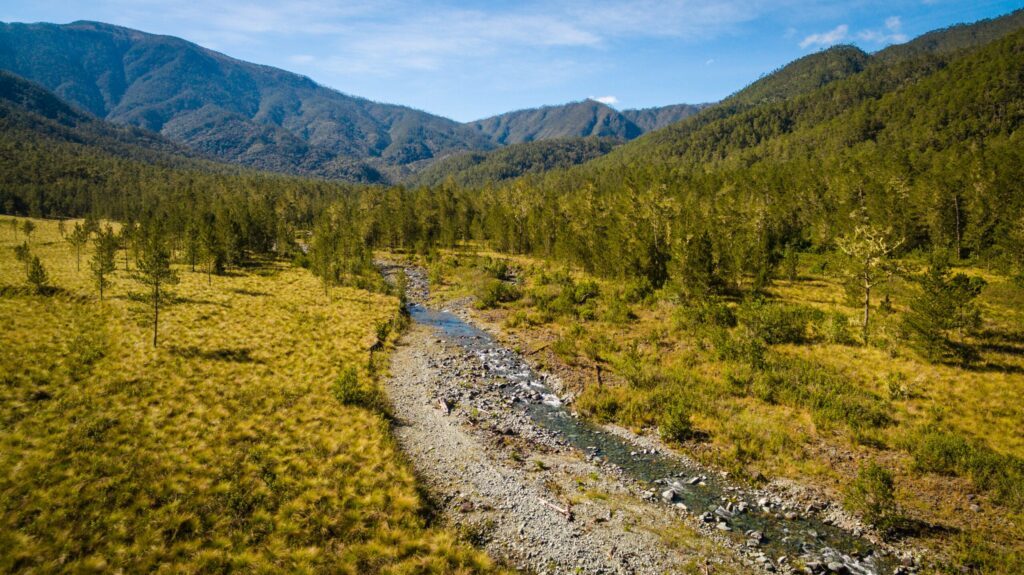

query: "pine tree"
(90, 225), (119, 300)
(677, 231), (720, 299)
(903, 255), (986, 364)
(26, 255), (48, 293)
(66, 222), (90, 272)
(22, 220), (35, 244)
(134, 226), (179, 346)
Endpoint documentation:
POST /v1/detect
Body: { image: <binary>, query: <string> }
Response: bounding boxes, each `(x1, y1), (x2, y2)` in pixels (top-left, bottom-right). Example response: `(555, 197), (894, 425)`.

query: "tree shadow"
(167, 345), (261, 363)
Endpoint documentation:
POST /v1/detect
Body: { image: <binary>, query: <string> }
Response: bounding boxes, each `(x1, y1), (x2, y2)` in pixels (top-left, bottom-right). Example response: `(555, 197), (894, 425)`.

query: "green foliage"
(903, 256), (987, 364)
(89, 225), (118, 300)
(25, 255), (48, 293)
(736, 299), (821, 344)
(906, 425), (1024, 507)
(659, 399), (695, 443)
(813, 311), (853, 345)
(476, 280), (522, 309)
(133, 225), (179, 347)
(844, 463), (901, 534)
(332, 367), (389, 415)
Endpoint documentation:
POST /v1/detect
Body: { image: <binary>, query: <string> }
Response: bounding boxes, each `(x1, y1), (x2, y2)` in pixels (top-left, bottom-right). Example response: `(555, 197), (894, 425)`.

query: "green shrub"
(813, 311), (853, 345)
(676, 299), (736, 332)
(333, 367), (389, 414)
(907, 425), (1024, 507)
(736, 299), (821, 344)
(714, 327), (767, 368)
(622, 276), (654, 304)
(476, 280), (521, 309)
(659, 400), (694, 443)
(845, 463), (901, 535)
(614, 343), (662, 389)
(480, 258), (511, 280)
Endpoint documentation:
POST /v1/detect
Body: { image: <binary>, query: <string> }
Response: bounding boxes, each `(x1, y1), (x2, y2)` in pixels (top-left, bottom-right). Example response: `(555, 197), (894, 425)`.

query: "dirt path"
(387, 323), (745, 574)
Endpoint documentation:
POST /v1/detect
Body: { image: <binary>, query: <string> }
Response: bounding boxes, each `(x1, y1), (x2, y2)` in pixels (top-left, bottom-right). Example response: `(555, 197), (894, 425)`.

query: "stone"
(716, 521), (731, 531)
(661, 489), (677, 502)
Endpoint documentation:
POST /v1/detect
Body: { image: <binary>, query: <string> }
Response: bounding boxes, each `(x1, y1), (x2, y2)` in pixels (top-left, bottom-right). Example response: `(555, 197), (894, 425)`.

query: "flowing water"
(408, 300), (898, 574)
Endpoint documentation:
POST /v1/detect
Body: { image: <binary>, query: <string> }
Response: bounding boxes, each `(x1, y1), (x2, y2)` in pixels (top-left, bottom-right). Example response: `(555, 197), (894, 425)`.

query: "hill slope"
(0, 20), (494, 183)
(406, 137), (618, 188)
(468, 100), (642, 145)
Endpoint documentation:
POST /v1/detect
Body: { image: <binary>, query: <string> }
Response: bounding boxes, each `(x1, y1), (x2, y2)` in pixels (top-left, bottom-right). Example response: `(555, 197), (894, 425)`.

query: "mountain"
(723, 45), (871, 107)
(406, 137), (618, 188)
(468, 100), (642, 145)
(0, 68), (201, 166)
(620, 103), (707, 132)
(0, 20), (494, 183)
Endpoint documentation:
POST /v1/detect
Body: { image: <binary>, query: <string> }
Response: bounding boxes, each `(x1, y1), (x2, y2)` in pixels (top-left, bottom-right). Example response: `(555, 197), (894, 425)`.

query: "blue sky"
(2, 1), (1021, 121)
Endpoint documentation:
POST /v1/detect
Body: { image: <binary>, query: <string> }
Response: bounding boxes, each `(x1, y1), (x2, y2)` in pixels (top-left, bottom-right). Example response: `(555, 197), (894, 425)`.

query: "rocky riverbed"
(379, 262), (920, 575)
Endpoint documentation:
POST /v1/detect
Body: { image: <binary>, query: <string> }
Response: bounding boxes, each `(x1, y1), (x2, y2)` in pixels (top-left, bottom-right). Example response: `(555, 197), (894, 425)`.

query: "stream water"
(408, 301), (899, 575)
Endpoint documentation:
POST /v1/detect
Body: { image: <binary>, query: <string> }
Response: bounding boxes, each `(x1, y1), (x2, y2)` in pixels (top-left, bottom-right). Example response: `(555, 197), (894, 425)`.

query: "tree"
(22, 220), (36, 244)
(309, 215), (341, 297)
(118, 221), (136, 271)
(26, 255), (48, 293)
(845, 462), (900, 536)
(134, 226), (179, 346)
(903, 255), (986, 364)
(836, 225), (903, 346)
(58, 219), (66, 238)
(198, 213), (225, 285)
(13, 242), (31, 274)
(677, 231), (721, 299)
(66, 222), (90, 271)
(90, 225), (119, 300)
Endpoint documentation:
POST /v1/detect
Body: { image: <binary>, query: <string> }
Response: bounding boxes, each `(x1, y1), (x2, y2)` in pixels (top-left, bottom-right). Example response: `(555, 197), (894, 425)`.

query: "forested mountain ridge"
(468, 99), (643, 145)
(0, 69), (211, 173)
(0, 20), (494, 183)
(620, 103), (707, 132)
(405, 137), (619, 188)
(466, 99), (706, 146)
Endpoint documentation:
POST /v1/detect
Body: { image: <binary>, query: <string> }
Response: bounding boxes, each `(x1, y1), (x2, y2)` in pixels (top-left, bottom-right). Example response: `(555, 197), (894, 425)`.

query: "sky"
(2, 1), (1021, 121)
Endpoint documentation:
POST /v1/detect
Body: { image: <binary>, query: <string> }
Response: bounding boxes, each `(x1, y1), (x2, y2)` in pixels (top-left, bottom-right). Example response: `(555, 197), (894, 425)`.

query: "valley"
(2, 4), (1024, 574)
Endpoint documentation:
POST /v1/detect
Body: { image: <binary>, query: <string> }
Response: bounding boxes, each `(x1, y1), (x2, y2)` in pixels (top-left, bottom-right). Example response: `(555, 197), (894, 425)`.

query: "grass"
(0, 218), (502, 573)
(423, 248), (1024, 573)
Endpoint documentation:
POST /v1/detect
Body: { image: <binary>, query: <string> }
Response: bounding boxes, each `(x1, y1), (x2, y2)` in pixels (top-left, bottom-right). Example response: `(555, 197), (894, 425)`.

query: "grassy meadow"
(0, 218), (500, 573)
(421, 249), (1024, 574)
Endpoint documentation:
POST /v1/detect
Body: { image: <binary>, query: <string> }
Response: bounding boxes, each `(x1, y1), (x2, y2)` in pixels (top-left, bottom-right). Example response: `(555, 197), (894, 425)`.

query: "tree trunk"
(863, 283), (871, 346)
(953, 194), (962, 260)
(153, 283), (160, 347)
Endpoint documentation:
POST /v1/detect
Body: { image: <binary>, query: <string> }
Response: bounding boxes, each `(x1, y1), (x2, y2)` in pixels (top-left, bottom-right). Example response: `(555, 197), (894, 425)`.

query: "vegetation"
(0, 218), (501, 573)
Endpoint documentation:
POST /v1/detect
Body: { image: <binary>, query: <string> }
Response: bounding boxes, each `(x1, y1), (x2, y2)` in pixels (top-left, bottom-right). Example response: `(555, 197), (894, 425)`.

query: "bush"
(676, 299), (736, 332)
(813, 311), (853, 344)
(614, 343), (662, 389)
(659, 400), (695, 443)
(736, 299), (821, 344)
(845, 463), (900, 534)
(480, 258), (511, 280)
(333, 367), (389, 414)
(907, 425), (1024, 507)
(476, 280), (521, 309)
(622, 276), (654, 304)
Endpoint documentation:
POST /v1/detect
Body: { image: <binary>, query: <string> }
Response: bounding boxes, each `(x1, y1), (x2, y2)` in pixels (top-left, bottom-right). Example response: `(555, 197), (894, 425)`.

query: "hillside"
(406, 137), (618, 188)
(468, 99), (642, 145)
(620, 103), (707, 132)
(0, 69), (198, 164)
(0, 20), (494, 183)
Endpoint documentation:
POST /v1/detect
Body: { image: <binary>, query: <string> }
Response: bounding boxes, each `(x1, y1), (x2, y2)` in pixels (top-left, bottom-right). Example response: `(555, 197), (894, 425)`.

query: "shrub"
(814, 311), (853, 345)
(676, 299), (736, 332)
(845, 463), (900, 535)
(602, 296), (635, 324)
(614, 343), (662, 389)
(906, 425), (1024, 507)
(622, 276), (654, 304)
(659, 400), (694, 443)
(736, 299), (821, 344)
(481, 258), (511, 280)
(476, 279), (521, 309)
(333, 367), (389, 414)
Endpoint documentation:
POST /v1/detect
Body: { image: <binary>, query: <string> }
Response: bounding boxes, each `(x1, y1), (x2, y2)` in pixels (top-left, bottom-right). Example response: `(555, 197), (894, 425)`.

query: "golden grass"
(424, 248), (1024, 572)
(0, 218), (501, 573)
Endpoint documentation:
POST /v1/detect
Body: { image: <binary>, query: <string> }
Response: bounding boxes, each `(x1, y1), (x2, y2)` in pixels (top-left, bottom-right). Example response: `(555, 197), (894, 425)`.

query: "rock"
(785, 511), (799, 520)
(661, 489), (677, 502)
(716, 521), (731, 531)
(826, 562), (848, 574)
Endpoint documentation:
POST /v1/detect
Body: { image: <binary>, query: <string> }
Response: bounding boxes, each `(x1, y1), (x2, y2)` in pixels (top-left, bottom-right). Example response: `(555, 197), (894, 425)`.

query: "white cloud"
(857, 15), (908, 45)
(799, 24), (849, 48)
(705, 58), (715, 65)
(592, 95), (619, 105)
